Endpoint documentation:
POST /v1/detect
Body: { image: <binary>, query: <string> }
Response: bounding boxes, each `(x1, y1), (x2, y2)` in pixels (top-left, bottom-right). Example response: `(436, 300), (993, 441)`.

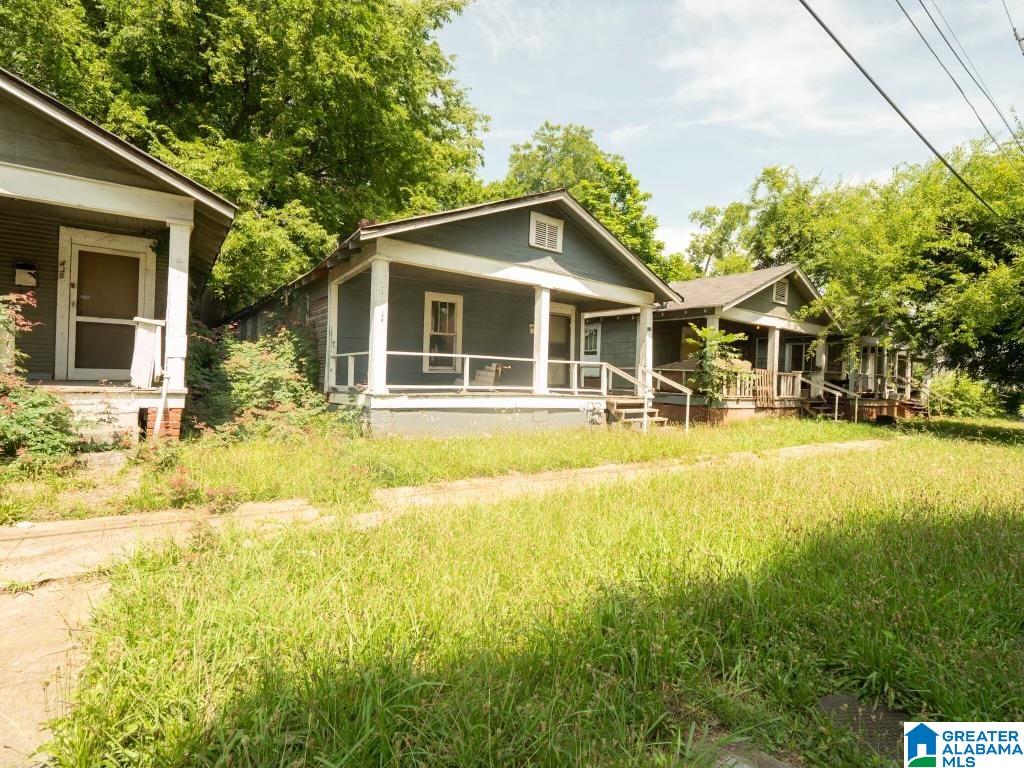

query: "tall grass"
(177, 419), (887, 513)
(51, 433), (1024, 767)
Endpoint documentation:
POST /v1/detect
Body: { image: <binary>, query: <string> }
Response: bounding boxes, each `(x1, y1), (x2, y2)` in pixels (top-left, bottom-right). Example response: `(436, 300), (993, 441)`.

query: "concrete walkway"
(0, 437), (889, 766)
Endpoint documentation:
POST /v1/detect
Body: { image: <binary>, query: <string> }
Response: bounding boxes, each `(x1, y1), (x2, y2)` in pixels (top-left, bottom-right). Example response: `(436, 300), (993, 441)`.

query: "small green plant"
(685, 324), (748, 408)
(0, 292), (80, 460)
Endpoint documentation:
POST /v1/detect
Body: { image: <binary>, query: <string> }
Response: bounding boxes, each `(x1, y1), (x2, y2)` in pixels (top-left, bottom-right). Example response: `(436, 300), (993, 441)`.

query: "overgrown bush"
(926, 371), (1004, 417)
(685, 324), (748, 408)
(185, 321), (339, 438)
(0, 293), (79, 459)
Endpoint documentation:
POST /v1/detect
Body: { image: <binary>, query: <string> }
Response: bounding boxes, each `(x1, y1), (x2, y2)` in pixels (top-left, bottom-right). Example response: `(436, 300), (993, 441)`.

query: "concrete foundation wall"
(366, 406), (596, 436)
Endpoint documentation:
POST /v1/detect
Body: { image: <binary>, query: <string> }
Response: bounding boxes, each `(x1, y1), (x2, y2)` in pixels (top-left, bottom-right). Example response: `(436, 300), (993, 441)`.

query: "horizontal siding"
(395, 204), (646, 290)
(0, 212), (58, 376)
(0, 209), (171, 379)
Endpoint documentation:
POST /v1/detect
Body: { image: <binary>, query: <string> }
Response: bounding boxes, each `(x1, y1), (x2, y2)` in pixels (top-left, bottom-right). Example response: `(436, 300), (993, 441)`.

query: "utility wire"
(794, 0), (1003, 220)
(1000, 0), (1024, 55)
(930, 0), (987, 89)
(893, 0), (1024, 182)
(916, 0), (1024, 155)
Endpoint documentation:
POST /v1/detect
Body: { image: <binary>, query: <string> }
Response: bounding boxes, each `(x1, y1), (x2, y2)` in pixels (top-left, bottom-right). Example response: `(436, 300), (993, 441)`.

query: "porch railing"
(797, 374), (860, 422)
(327, 352), (693, 431)
(776, 371), (802, 399)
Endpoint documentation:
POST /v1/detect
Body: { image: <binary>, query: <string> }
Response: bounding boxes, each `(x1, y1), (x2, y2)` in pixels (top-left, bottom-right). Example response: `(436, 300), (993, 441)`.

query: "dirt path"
(357, 437), (890, 529)
(0, 437), (890, 766)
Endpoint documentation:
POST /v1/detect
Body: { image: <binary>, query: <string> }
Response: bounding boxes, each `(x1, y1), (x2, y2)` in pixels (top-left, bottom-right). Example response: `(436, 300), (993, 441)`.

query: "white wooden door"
(57, 229), (156, 381)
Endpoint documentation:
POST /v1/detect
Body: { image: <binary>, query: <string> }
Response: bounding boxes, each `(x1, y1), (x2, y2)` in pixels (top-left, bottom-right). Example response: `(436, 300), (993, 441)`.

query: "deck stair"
(800, 395), (843, 419)
(607, 397), (668, 429)
(899, 398), (929, 418)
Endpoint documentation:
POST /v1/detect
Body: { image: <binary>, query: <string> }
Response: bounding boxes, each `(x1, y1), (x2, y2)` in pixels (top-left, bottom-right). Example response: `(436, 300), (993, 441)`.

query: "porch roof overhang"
(334, 190), (681, 304)
(0, 67), (237, 270)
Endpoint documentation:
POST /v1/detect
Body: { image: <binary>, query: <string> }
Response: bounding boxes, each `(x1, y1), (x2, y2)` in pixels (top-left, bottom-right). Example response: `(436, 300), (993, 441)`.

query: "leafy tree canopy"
(0, 0), (485, 311)
(687, 148), (1024, 389)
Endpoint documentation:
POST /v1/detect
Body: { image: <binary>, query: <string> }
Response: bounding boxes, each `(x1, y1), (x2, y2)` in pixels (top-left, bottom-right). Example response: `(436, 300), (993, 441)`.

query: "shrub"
(185, 321), (334, 437)
(926, 371), (1004, 417)
(685, 324), (748, 408)
(0, 293), (79, 459)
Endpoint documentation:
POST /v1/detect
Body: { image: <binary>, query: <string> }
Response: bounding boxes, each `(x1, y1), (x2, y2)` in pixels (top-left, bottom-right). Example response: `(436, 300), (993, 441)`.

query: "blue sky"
(438, 0), (1024, 253)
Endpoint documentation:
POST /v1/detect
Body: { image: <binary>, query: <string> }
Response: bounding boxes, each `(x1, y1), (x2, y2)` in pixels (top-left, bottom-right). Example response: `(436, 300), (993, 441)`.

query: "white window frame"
(529, 211), (564, 253)
(422, 291), (463, 373)
(772, 279), (789, 305)
(55, 227), (157, 381)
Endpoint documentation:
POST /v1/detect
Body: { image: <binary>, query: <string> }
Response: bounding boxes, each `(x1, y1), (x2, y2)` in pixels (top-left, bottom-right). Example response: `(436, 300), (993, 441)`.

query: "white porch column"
(323, 277), (340, 392)
(766, 326), (780, 397)
(705, 315), (719, 331)
(635, 305), (654, 391)
(812, 341), (827, 397)
(880, 347), (889, 397)
(367, 259), (390, 395)
(164, 219), (192, 391)
(532, 286), (551, 394)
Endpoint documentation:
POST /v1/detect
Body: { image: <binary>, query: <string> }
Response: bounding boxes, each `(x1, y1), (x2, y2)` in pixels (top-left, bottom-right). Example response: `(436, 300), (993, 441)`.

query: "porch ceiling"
(388, 261), (644, 311)
(0, 195), (222, 272)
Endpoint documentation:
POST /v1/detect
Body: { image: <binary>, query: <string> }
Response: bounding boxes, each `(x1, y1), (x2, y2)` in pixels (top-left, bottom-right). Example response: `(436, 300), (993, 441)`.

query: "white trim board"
(0, 72), (235, 220)
(0, 161), (195, 222)
(330, 392), (606, 410)
(720, 306), (827, 336)
(377, 238), (656, 307)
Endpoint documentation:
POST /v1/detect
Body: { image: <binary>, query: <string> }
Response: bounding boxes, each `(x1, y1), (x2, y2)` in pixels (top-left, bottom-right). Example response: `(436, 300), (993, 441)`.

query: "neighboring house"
(0, 68), (236, 440)
(233, 190), (687, 434)
(585, 263), (919, 422)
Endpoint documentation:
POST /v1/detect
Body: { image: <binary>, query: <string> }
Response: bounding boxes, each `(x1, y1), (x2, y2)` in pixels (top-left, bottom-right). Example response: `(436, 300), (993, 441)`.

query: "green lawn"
(49, 420), (1024, 767)
(3, 418), (886, 522)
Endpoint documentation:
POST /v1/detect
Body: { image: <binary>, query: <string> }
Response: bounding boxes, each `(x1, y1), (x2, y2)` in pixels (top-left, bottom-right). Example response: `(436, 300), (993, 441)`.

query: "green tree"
(687, 150), (1024, 391)
(498, 122), (679, 280)
(0, 0), (486, 312)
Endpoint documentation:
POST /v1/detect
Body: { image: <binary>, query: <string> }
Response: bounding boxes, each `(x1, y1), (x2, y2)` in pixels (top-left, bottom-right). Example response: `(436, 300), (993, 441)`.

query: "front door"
(547, 312), (572, 388)
(58, 228), (156, 381)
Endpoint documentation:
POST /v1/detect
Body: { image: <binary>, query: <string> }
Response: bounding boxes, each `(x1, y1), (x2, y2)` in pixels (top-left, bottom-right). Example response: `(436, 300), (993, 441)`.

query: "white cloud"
(607, 123), (651, 146)
(469, 0), (562, 59)
(657, 224), (699, 255)
(658, 0), (998, 143)
(660, 0), (902, 136)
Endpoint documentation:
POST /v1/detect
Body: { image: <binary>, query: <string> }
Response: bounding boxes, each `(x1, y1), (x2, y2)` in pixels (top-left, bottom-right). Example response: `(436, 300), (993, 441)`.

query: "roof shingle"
(665, 263), (797, 310)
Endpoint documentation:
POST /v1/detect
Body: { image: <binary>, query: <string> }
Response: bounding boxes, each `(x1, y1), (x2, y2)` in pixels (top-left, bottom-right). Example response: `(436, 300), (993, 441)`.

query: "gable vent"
(530, 211), (564, 253)
(772, 279), (789, 304)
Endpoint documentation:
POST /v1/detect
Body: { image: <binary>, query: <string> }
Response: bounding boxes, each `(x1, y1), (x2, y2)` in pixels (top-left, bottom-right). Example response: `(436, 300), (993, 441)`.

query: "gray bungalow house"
(233, 190), (689, 434)
(0, 68), (237, 440)
(585, 263), (918, 422)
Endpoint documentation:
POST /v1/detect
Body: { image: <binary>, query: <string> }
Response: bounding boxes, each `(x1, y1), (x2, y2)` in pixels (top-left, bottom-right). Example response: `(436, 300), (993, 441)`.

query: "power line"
(794, 0), (1003, 220)
(916, 0), (1024, 156)
(893, 0), (1024, 182)
(930, 0), (987, 89)
(1000, 0), (1024, 56)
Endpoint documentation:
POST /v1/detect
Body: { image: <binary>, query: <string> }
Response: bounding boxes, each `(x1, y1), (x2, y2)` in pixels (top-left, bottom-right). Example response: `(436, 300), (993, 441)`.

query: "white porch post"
(812, 341), (827, 397)
(532, 286), (551, 394)
(705, 315), (720, 331)
(636, 305), (654, 390)
(766, 326), (780, 398)
(367, 259), (390, 395)
(164, 219), (192, 391)
(323, 277), (340, 392)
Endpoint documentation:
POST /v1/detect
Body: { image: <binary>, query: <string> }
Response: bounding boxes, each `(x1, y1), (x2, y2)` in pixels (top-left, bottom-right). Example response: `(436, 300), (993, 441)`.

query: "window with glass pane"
(425, 294), (461, 370)
(583, 327), (598, 355)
